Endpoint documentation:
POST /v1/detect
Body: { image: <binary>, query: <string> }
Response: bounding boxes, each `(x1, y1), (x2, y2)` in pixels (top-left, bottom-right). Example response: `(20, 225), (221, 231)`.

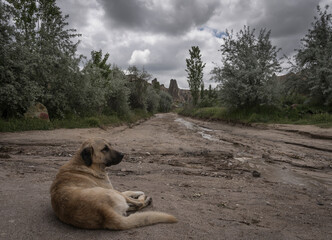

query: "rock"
(251, 219), (261, 224)
(168, 79), (180, 100)
(167, 79), (191, 103)
(24, 102), (50, 121)
(262, 153), (270, 159)
(252, 170), (261, 178)
(193, 193), (202, 198)
(317, 201), (324, 206)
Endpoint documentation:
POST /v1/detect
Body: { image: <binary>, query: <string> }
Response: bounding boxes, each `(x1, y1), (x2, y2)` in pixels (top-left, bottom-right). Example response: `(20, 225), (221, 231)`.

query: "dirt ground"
(0, 113), (331, 240)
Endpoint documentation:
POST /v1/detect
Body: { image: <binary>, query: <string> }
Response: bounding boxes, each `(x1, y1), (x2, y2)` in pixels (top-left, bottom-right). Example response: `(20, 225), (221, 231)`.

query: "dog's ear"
(81, 146), (93, 166)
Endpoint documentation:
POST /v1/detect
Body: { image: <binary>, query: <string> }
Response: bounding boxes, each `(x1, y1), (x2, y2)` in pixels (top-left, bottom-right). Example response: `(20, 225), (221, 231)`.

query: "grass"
(0, 110), (153, 132)
(179, 106), (332, 128)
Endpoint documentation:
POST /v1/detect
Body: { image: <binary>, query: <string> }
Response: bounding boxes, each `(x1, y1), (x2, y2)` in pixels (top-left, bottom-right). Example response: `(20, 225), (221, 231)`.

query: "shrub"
(85, 117), (100, 127)
(146, 86), (160, 113)
(159, 91), (173, 112)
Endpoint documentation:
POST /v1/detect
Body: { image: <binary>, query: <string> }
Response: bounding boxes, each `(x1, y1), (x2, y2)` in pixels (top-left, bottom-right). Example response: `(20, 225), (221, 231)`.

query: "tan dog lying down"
(50, 138), (177, 230)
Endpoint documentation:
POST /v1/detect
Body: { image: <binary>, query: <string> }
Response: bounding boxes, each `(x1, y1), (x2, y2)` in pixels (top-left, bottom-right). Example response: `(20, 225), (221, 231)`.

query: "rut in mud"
(0, 113), (331, 240)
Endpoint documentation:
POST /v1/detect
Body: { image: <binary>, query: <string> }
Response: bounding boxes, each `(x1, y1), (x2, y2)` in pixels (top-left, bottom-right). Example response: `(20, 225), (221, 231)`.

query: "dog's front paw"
(122, 191), (145, 199)
(132, 191), (145, 199)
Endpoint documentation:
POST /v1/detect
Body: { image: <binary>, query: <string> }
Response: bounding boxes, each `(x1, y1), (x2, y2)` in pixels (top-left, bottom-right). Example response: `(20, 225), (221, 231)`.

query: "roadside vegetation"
(182, 5), (332, 128)
(179, 106), (332, 128)
(1, 1), (331, 131)
(0, 0), (172, 132)
(0, 110), (153, 132)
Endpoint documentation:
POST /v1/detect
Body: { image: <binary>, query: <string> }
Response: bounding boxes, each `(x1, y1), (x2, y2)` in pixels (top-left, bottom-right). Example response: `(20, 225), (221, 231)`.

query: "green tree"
(82, 51), (131, 116)
(6, 0), (38, 44)
(2, 0), (82, 118)
(146, 85), (160, 113)
(0, 1), (41, 117)
(152, 78), (161, 93)
(185, 46), (206, 106)
(200, 83), (205, 100)
(90, 50), (112, 79)
(127, 66), (151, 110)
(159, 91), (173, 112)
(107, 66), (130, 116)
(293, 5), (332, 108)
(212, 26), (281, 108)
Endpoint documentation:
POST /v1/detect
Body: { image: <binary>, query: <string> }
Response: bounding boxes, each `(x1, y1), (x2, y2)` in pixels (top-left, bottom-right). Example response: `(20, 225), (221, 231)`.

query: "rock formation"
(168, 79), (180, 101)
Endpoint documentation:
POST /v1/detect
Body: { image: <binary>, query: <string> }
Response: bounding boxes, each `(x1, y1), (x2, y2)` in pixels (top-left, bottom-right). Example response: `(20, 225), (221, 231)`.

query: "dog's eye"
(101, 145), (109, 152)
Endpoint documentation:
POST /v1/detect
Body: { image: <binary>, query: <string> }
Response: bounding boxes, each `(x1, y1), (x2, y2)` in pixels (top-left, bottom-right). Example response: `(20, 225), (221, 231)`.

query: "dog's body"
(50, 138), (177, 230)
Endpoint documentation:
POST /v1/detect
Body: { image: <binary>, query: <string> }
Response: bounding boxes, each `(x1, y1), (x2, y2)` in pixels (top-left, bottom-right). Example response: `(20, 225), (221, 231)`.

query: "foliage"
(127, 67), (149, 110)
(146, 85), (161, 113)
(0, 1), (40, 117)
(90, 50), (112, 79)
(198, 85), (219, 108)
(291, 5), (332, 109)
(0, 0), (82, 118)
(106, 67), (130, 116)
(212, 26), (281, 109)
(152, 78), (161, 92)
(82, 53), (130, 116)
(179, 106), (332, 127)
(185, 46), (206, 106)
(159, 91), (173, 112)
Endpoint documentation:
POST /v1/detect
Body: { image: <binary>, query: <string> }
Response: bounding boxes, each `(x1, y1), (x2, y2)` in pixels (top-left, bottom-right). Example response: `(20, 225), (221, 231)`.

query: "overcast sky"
(57, 0), (331, 89)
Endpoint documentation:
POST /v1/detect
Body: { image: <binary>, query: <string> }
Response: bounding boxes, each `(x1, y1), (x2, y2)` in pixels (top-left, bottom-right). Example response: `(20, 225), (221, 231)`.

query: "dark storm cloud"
(98, 0), (221, 35)
(247, 0), (321, 54)
(249, 0), (319, 38)
(56, 0), (330, 88)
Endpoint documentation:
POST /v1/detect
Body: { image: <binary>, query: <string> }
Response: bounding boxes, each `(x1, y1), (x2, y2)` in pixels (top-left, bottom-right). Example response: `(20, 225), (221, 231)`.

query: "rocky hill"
(151, 78), (191, 104)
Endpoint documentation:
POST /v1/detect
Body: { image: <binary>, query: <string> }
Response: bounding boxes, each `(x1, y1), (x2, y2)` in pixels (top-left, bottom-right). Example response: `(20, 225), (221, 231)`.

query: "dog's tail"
(106, 211), (177, 230)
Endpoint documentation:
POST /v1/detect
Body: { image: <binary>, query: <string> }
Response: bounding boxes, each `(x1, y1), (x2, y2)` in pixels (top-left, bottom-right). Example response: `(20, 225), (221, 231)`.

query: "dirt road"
(0, 113), (332, 240)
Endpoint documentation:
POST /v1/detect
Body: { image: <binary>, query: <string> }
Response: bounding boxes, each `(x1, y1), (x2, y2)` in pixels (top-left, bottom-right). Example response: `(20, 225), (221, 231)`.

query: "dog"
(50, 138), (177, 230)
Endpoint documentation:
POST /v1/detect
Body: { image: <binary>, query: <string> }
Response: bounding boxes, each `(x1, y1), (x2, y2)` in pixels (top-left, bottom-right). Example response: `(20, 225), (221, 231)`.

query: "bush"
(106, 67), (130, 116)
(159, 91), (173, 112)
(211, 26), (281, 109)
(146, 86), (160, 113)
(85, 117), (100, 127)
(128, 79), (148, 110)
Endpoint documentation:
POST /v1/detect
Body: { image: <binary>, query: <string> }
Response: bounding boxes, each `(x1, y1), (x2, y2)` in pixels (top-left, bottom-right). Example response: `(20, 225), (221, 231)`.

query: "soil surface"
(0, 113), (332, 240)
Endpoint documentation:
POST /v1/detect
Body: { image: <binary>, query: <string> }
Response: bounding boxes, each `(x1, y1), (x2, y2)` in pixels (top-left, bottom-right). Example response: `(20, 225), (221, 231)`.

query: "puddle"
(175, 118), (195, 130)
(175, 118), (219, 141)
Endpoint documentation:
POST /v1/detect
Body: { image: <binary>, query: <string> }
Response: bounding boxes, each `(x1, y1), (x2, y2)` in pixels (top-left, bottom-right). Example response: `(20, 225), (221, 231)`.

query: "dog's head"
(79, 138), (124, 167)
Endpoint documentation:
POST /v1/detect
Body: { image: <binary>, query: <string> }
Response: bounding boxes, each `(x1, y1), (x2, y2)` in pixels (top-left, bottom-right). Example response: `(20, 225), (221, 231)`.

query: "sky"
(57, 0), (331, 89)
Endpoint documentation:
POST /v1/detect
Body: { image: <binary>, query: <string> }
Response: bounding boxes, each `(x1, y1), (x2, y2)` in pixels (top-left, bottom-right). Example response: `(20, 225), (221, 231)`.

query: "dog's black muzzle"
(106, 151), (124, 166)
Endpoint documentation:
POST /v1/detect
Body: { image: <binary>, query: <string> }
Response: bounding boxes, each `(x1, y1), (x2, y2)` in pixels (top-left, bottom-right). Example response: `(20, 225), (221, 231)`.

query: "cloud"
(98, 0), (221, 35)
(248, 0), (319, 38)
(57, 0), (329, 89)
(128, 49), (151, 65)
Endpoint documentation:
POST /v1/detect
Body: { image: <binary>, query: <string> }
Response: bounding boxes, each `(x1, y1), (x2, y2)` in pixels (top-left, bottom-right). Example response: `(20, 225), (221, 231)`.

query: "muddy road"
(0, 113), (332, 240)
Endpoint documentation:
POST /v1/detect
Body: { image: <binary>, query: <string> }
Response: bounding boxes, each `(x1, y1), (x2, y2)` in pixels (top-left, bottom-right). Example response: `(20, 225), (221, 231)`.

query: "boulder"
(24, 103), (50, 121)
